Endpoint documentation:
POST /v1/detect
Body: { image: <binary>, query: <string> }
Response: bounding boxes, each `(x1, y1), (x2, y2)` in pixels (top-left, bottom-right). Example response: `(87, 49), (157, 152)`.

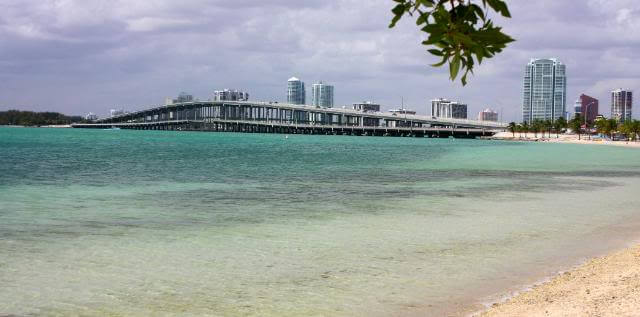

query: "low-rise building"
(175, 92), (193, 103)
(110, 109), (125, 117)
(213, 89), (249, 101)
(477, 108), (498, 122)
(431, 98), (467, 119)
(389, 108), (416, 115)
(352, 101), (380, 113)
(85, 112), (98, 121)
(165, 92), (194, 105)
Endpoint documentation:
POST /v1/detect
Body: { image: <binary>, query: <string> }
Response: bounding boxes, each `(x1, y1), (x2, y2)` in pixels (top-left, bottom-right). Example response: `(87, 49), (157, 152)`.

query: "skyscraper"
(287, 77), (305, 105)
(576, 94), (598, 123)
(611, 89), (632, 122)
(522, 58), (567, 123)
(311, 81), (334, 108)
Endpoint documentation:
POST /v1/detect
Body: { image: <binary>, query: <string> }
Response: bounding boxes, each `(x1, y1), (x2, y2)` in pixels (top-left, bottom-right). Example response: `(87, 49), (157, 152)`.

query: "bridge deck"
(73, 118), (498, 138)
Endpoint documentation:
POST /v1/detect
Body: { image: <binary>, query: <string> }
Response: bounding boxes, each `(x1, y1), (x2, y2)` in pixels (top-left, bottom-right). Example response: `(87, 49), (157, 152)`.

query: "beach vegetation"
(508, 122), (517, 137)
(531, 119), (544, 138)
(553, 117), (567, 138)
(594, 117), (619, 140)
(0, 110), (84, 126)
(619, 120), (640, 142)
(569, 115), (583, 140)
(389, 0), (514, 85)
(520, 121), (529, 138)
(543, 119), (553, 138)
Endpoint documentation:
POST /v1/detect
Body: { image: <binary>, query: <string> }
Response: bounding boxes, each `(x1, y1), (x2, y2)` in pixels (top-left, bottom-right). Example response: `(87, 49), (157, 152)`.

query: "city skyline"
(1, 1), (639, 122)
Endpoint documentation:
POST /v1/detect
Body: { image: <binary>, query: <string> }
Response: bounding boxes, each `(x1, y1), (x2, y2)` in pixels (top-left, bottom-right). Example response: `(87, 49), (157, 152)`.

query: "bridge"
(72, 101), (507, 138)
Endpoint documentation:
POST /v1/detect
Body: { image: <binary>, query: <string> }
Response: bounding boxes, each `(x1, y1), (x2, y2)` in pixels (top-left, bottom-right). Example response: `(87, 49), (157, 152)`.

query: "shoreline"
(474, 242), (640, 316)
(488, 132), (640, 148)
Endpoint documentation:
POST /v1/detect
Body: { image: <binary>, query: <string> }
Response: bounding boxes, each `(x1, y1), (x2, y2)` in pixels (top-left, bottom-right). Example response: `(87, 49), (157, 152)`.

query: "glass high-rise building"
(611, 89), (632, 122)
(311, 81), (334, 108)
(522, 58), (567, 123)
(287, 77), (306, 105)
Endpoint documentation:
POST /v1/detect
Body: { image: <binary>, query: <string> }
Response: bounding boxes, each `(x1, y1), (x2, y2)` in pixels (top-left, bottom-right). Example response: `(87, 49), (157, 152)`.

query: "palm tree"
(632, 120), (640, 142)
(594, 118), (608, 134)
(569, 115), (582, 140)
(543, 119), (553, 138)
(508, 122), (517, 138)
(620, 120), (634, 141)
(608, 119), (619, 140)
(554, 117), (567, 138)
(530, 119), (542, 138)
(521, 121), (529, 138)
(595, 117), (619, 140)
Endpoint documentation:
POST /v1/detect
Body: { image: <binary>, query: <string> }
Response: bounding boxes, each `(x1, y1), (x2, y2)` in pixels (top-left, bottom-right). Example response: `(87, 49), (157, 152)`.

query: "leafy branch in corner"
(389, 0), (515, 85)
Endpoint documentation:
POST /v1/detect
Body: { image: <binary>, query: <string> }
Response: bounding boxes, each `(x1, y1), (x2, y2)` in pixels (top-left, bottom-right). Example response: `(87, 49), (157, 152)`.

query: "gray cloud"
(0, 0), (639, 122)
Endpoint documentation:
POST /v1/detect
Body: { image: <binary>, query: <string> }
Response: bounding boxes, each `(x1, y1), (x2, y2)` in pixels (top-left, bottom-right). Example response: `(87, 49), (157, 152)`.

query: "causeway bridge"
(72, 101), (506, 138)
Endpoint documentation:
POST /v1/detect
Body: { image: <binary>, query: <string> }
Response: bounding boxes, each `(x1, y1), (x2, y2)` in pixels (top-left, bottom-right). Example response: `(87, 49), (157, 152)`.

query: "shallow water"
(1, 127), (639, 316)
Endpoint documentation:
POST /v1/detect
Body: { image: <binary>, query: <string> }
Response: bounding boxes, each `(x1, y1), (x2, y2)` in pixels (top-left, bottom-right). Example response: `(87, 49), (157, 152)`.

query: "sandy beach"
(477, 244), (640, 316)
(490, 132), (640, 149)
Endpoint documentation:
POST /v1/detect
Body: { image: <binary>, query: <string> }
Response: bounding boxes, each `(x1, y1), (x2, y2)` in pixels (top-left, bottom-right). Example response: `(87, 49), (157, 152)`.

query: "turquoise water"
(1, 127), (640, 316)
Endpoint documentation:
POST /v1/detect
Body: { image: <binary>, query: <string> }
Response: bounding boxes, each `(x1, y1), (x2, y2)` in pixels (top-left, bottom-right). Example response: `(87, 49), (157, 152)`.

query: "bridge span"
(73, 101), (506, 138)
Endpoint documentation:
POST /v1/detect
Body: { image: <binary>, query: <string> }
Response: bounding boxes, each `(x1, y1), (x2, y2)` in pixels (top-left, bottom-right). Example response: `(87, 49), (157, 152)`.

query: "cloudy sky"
(1, 0), (638, 121)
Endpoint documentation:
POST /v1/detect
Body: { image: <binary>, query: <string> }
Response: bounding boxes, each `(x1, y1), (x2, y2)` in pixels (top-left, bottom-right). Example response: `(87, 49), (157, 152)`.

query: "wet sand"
(477, 244), (640, 316)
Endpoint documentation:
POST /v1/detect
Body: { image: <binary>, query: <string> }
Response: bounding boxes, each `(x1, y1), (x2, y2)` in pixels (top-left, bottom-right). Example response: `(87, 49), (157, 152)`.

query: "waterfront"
(1, 127), (640, 316)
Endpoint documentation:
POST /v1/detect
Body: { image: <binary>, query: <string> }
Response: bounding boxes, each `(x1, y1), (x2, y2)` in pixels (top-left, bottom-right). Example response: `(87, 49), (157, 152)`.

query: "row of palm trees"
(507, 115), (640, 141)
(507, 117), (569, 139)
(596, 117), (640, 141)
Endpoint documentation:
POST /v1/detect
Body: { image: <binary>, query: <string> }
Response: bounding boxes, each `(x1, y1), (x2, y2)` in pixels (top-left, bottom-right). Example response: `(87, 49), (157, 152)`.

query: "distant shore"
(477, 243), (640, 316)
(489, 132), (640, 149)
(1, 124), (72, 128)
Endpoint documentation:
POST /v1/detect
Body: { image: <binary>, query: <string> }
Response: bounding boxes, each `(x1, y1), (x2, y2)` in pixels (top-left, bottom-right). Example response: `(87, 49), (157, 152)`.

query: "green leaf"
(427, 49), (444, 56)
(486, 0), (511, 18)
(449, 54), (461, 80)
(388, 0), (514, 85)
(389, 3), (407, 28)
(431, 55), (448, 67)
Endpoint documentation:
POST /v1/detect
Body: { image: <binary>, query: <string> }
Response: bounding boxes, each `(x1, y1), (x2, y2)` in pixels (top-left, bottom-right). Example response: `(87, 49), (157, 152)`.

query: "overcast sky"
(1, 0), (639, 121)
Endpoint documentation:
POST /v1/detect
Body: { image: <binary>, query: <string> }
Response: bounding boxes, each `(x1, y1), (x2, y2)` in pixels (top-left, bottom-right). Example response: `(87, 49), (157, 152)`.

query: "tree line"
(507, 115), (640, 141)
(0, 110), (85, 126)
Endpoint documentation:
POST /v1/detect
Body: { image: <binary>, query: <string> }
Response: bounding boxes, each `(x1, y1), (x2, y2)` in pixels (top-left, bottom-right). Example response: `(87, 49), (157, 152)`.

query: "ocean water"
(1, 127), (640, 316)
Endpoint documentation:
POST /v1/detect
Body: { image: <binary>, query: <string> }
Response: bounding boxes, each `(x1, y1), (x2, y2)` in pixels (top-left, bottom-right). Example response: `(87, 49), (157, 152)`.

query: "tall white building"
(431, 98), (467, 119)
(287, 77), (306, 105)
(522, 58), (567, 123)
(311, 81), (334, 108)
(213, 89), (249, 101)
(611, 89), (632, 122)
